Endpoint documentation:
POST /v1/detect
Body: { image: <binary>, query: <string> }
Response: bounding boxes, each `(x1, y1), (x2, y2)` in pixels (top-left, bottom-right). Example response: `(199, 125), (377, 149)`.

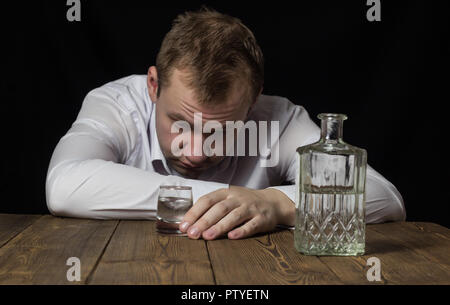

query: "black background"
(1, 1), (449, 227)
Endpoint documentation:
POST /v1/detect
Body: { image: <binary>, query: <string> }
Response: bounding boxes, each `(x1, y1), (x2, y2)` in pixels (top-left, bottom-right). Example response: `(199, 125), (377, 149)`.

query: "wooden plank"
(409, 222), (450, 239)
(291, 222), (450, 285)
(316, 224), (407, 285)
(368, 222), (450, 270)
(349, 222), (450, 284)
(315, 224), (410, 285)
(88, 220), (215, 284)
(0, 215), (118, 284)
(316, 256), (372, 285)
(207, 229), (343, 284)
(0, 214), (42, 248)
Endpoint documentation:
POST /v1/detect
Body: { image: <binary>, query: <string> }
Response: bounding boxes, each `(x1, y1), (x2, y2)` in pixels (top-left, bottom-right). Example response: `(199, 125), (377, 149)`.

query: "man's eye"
(172, 121), (187, 128)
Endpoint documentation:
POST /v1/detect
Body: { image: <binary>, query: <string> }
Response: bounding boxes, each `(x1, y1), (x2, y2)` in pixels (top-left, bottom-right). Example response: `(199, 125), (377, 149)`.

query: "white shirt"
(45, 75), (406, 223)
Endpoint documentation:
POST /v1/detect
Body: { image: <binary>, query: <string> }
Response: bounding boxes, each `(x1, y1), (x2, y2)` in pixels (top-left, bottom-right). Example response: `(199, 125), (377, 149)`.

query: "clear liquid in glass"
(157, 197), (192, 223)
(156, 186), (193, 235)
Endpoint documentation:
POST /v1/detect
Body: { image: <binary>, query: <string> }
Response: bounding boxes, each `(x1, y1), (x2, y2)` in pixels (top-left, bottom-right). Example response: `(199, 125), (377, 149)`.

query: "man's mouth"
(177, 160), (204, 170)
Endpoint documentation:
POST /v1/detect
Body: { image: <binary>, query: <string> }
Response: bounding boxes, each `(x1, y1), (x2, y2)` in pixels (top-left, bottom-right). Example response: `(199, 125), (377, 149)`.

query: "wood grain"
(354, 222), (450, 284)
(0, 214), (42, 248)
(411, 222), (450, 236)
(316, 256), (370, 285)
(0, 215), (118, 284)
(364, 221), (450, 284)
(370, 222), (450, 265)
(0, 214), (448, 285)
(316, 224), (408, 285)
(88, 220), (214, 284)
(207, 229), (343, 284)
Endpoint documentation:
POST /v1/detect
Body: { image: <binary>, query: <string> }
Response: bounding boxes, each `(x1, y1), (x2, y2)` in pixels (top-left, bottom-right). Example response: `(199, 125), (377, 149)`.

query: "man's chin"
(170, 163), (203, 179)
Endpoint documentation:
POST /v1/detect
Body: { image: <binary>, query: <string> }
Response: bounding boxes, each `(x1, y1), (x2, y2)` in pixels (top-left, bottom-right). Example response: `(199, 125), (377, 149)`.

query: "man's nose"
(184, 133), (208, 164)
(185, 154), (208, 164)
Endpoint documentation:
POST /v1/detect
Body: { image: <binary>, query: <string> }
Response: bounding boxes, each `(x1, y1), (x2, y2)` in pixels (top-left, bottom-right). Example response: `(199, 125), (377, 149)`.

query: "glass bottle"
(294, 113), (367, 256)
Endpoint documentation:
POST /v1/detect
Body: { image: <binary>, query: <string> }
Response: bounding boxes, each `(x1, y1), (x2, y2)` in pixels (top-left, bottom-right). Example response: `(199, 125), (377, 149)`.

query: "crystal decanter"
(294, 113), (367, 256)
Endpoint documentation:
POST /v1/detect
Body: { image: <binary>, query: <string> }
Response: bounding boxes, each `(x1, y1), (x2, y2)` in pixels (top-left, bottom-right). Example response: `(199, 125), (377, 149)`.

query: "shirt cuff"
(268, 185), (296, 230)
(267, 185), (295, 204)
(181, 178), (229, 203)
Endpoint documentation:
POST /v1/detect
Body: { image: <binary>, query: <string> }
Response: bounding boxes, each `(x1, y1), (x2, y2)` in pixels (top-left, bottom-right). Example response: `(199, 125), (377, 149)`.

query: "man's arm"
(46, 87), (227, 219)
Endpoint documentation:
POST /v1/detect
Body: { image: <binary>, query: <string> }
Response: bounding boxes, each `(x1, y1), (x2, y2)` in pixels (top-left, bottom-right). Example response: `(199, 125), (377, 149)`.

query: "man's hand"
(179, 186), (295, 240)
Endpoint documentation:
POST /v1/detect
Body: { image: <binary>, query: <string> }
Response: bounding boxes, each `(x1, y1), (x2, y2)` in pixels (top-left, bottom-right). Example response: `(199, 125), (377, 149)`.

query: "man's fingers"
(228, 217), (263, 239)
(187, 199), (240, 239)
(180, 188), (228, 233)
(202, 206), (251, 240)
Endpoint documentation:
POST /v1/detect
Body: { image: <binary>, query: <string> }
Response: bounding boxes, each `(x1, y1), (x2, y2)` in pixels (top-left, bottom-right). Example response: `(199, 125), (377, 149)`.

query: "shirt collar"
(147, 92), (172, 176)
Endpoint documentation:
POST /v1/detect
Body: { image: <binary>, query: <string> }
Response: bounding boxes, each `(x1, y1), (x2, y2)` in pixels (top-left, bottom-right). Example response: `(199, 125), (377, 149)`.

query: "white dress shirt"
(45, 75), (406, 223)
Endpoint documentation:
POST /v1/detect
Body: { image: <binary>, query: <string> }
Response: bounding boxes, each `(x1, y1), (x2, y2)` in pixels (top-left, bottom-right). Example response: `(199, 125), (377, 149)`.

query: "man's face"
(148, 67), (251, 179)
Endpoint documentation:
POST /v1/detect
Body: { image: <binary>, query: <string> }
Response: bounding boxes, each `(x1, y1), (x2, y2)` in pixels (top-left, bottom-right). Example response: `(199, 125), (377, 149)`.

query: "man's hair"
(156, 8), (264, 105)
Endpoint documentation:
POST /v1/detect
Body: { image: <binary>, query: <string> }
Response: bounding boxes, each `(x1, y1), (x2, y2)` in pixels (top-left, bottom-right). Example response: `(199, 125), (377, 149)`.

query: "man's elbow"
(46, 198), (65, 217)
(383, 197), (406, 222)
(46, 177), (71, 217)
(45, 168), (85, 218)
(365, 192), (406, 224)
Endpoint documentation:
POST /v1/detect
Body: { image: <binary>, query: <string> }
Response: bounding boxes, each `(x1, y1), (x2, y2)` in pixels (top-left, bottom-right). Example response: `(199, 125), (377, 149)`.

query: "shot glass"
(156, 185), (193, 235)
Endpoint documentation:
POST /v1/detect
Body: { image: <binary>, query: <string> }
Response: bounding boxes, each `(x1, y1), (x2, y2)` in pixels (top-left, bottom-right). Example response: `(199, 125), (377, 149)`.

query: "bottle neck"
(318, 113), (347, 142)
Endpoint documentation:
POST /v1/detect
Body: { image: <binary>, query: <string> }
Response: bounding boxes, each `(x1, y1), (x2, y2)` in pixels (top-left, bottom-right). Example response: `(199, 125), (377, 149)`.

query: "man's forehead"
(165, 69), (249, 120)
(167, 111), (231, 129)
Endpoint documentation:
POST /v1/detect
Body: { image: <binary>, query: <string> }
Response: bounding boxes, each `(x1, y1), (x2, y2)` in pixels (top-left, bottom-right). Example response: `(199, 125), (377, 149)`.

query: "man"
(46, 9), (406, 240)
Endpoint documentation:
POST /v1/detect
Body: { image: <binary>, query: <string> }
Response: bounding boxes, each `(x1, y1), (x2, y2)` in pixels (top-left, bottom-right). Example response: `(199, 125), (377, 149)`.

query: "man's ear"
(147, 66), (159, 103)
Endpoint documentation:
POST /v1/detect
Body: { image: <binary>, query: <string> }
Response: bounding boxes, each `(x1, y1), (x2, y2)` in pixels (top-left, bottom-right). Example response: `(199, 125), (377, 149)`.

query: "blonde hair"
(156, 8), (264, 105)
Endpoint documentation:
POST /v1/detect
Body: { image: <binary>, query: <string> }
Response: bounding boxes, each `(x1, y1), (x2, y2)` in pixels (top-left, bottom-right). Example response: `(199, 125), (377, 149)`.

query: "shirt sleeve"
(268, 103), (406, 224)
(45, 87), (228, 220)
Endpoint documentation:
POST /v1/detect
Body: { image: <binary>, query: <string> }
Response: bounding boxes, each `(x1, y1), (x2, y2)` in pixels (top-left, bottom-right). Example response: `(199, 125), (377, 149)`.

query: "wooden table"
(0, 214), (449, 285)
